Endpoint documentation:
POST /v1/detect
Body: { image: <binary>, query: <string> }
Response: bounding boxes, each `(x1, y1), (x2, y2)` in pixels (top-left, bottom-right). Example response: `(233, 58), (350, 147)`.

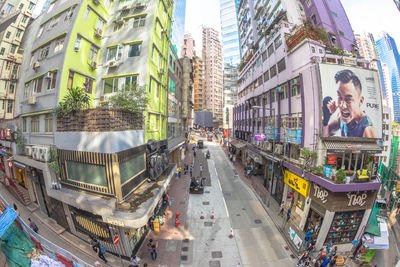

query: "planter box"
(57, 108), (143, 132)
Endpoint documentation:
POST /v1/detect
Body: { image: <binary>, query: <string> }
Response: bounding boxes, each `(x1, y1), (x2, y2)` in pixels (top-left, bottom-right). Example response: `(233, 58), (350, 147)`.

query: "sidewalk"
(136, 142), (195, 267)
(0, 183), (131, 267)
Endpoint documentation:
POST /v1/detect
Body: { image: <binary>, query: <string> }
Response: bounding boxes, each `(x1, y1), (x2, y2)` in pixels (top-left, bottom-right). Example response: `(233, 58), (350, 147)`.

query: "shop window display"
(325, 210), (364, 244)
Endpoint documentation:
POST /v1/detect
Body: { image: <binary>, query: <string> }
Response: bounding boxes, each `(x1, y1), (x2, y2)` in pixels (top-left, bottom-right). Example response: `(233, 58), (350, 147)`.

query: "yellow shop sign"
(284, 170), (310, 197)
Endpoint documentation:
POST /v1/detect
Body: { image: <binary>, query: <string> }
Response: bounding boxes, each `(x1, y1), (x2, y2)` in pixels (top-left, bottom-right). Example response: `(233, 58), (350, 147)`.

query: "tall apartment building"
(40, 0), (51, 14)
(0, 0), (37, 121)
(193, 55), (205, 111)
(394, 0), (400, 11)
(355, 33), (377, 61)
(9, 0), (174, 258)
(376, 33), (400, 124)
(300, 0), (356, 52)
(182, 33), (195, 59)
(232, 0), (382, 252)
(202, 26), (223, 128)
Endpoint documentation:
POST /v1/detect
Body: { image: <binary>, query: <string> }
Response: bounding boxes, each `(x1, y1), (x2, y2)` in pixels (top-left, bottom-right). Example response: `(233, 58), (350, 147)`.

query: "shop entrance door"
(33, 176), (49, 216)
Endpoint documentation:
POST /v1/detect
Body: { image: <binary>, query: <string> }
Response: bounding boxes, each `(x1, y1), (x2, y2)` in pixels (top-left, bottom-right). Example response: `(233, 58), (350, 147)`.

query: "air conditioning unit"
(93, 0), (100, 5)
(44, 72), (51, 79)
(38, 146), (50, 162)
(94, 28), (103, 38)
(25, 145), (33, 157)
(108, 60), (119, 68)
(135, 2), (146, 8)
(28, 96), (36, 105)
(90, 61), (97, 69)
(32, 146), (41, 161)
(266, 142), (272, 151)
(158, 68), (165, 75)
(33, 61), (40, 69)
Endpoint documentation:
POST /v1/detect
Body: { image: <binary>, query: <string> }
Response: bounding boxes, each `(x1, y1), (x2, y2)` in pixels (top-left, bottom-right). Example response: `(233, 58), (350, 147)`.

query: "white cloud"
(342, 0), (400, 43)
(185, 0), (221, 55)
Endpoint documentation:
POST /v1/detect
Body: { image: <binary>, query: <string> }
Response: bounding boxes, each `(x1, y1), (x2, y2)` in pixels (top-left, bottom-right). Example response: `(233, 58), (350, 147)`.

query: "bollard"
(175, 219), (180, 228)
(175, 212), (181, 220)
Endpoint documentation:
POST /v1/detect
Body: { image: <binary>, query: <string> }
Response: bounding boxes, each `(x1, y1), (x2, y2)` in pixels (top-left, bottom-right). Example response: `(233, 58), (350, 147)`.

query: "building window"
(124, 75), (138, 89)
(104, 0), (111, 9)
(5, 4), (13, 14)
(67, 71), (74, 89)
(6, 100), (13, 113)
(277, 58), (286, 73)
(16, 29), (23, 38)
(28, 2), (35, 10)
(0, 48), (4, 55)
(54, 37), (65, 53)
(119, 154), (145, 184)
(83, 7), (90, 20)
(96, 18), (105, 30)
(45, 114), (53, 133)
(22, 15), (29, 23)
(22, 118), (27, 132)
(270, 65), (277, 77)
(33, 77), (43, 93)
(89, 45), (98, 61)
(332, 12), (338, 18)
(84, 77), (94, 94)
(104, 77), (120, 94)
(271, 91), (276, 102)
(306, 0), (311, 7)
(262, 51), (268, 62)
(267, 43), (274, 56)
(64, 5), (76, 21)
(39, 45), (50, 60)
(311, 14), (317, 25)
(37, 26), (44, 38)
(9, 81), (15, 94)
(133, 16), (146, 28)
(311, 46), (316, 53)
(339, 31), (344, 37)
(274, 36), (282, 49)
(5, 32), (11, 39)
(19, 3), (24, 10)
(10, 45), (17, 54)
(45, 71), (57, 90)
(128, 43), (142, 57)
(49, 15), (60, 29)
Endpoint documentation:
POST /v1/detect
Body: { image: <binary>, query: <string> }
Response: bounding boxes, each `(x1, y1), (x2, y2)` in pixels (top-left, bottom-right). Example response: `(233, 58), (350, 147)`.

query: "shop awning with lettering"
(324, 140), (382, 153)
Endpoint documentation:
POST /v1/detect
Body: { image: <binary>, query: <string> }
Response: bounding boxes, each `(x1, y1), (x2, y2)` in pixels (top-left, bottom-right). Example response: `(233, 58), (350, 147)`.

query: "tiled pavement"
(136, 142), (199, 267)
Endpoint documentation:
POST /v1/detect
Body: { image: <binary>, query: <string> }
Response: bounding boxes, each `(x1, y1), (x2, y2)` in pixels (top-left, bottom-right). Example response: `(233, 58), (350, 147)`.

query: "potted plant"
(345, 170), (354, 184)
(335, 169), (346, 184)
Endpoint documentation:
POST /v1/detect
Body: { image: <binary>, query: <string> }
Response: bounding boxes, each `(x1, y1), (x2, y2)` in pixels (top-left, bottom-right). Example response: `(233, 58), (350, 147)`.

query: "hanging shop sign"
(0, 129), (5, 140)
(106, 217), (125, 227)
(310, 183), (376, 212)
(5, 129), (11, 141)
(284, 170), (310, 197)
(327, 155), (337, 165)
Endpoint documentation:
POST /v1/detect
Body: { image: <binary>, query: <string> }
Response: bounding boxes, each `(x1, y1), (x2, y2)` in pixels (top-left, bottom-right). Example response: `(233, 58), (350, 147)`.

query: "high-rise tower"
(376, 33), (400, 123)
(202, 26), (223, 127)
(219, 0), (241, 66)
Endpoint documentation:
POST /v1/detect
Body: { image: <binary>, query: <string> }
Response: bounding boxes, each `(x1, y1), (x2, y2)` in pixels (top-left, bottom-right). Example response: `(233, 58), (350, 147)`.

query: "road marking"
(209, 159), (229, 217)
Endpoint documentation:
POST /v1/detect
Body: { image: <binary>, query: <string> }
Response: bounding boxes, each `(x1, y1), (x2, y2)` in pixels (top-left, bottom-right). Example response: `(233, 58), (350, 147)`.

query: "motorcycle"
(206, 150), (210, 159)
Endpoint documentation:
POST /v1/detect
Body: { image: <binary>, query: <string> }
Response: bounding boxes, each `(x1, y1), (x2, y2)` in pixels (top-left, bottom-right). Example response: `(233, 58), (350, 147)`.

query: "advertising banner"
(284, 170), (310, 197)
(254, 133), (266, 141)
(320, 64), (382, 139)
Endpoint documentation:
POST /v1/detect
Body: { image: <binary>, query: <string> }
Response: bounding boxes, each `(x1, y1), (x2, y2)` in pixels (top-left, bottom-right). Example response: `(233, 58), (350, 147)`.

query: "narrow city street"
(182, 140), (295, 266)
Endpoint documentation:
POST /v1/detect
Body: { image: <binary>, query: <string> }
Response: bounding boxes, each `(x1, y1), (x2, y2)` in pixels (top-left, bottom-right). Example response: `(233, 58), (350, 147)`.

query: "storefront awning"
(13, 161), (26, 169)
(324, 140), (382, 153)
(231, 140), (246, 149)
(363, 220), (389, 250)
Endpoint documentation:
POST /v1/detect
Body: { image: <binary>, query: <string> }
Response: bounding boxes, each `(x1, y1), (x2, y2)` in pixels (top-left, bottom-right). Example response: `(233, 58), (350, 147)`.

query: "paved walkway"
(136, 142), (196, 266)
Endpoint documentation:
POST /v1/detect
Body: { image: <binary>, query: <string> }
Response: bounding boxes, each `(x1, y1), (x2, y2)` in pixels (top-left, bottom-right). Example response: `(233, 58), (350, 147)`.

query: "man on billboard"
(322, 69), (376, 138)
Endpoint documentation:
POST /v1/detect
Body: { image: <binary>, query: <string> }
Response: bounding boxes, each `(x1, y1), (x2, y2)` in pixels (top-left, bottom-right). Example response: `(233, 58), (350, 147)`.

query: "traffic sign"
(113, 235), (120, 245)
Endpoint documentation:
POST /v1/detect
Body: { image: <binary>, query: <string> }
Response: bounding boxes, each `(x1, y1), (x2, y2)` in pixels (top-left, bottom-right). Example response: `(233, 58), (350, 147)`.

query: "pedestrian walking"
(326, 242), (332, 255)
(194, 150), (196, 158)
(321, 256), (331, 267)
(233, 154), (236, 165)
(146, 239), (153, 252)
(148, 216), (155, 231)
(199, 164), (203, 177)
(93, 239), (107, 264)
(286, 207), (291, 223)
(304, 229), (314, 249)
(279, 201), (285, 216)
(297, 251), (309, 266)
(28, 218), (38, 233)
(88, 236), (97, 252)
(307, 240), (316, 254)
(190, 166), (193, 178)
(130, 255), (141, 267)
(150, 240), (158, 260)
(178, 166), (182, 178)
(13, 203), (20, 216)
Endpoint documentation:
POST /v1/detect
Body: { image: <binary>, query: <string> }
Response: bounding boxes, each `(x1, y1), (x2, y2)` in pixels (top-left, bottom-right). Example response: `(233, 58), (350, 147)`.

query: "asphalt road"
(183, 141), (295, 267)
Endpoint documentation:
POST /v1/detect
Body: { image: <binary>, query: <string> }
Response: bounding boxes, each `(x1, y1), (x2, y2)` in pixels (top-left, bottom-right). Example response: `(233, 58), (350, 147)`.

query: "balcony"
(285, 26), (328, 51)
(57, 108), (143, 132)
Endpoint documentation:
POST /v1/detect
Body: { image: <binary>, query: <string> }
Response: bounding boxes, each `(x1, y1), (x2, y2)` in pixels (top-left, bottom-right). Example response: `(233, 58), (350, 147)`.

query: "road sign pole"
(113, 235), (124, 267)
(117, 245), (124, 267)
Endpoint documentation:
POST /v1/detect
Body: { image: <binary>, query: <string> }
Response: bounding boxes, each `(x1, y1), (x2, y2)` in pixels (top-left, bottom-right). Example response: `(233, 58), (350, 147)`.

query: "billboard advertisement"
(320, 64), (382, 139)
